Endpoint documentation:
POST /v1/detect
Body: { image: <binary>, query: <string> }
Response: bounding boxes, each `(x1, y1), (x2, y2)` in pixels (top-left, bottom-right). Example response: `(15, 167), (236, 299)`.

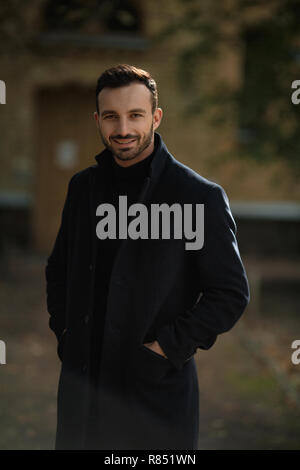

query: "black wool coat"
(45, 132), (250, 450)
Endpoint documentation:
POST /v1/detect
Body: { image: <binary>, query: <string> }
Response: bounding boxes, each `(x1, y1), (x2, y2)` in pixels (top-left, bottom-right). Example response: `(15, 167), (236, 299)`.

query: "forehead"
(98, 82), (152, 112)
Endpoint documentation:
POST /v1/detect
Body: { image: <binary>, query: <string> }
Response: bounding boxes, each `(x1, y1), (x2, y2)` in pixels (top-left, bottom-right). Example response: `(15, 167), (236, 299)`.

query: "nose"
(115, 117), (131, 137)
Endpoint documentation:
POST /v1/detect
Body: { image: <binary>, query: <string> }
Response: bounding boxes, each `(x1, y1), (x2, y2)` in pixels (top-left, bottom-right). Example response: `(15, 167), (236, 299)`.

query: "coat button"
(82, 363), (87, 373)
(89, 264), (93, 271)
(84, 315), (89, 324)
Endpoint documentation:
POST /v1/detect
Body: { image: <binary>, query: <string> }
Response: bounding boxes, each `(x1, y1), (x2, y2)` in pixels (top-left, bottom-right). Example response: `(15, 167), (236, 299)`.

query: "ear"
(153, 107), (163, 131)
(94, 111), (99, 124)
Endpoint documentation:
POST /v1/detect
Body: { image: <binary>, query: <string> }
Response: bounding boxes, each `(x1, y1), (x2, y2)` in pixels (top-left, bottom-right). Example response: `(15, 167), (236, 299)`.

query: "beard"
(98, 122), (154, 162)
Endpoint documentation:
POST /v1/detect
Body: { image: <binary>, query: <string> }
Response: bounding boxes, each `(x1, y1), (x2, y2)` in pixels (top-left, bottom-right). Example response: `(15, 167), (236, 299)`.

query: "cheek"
(100, 122), (113, 136)
(139, 120), (153, 134)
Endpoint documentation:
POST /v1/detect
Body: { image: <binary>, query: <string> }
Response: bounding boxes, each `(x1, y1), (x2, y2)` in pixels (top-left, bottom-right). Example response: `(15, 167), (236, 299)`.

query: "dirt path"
(0, 251), (299, 450)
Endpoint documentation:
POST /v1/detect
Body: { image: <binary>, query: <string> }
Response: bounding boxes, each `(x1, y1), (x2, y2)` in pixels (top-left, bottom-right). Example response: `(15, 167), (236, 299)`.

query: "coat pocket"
(132, 344), (174, 382)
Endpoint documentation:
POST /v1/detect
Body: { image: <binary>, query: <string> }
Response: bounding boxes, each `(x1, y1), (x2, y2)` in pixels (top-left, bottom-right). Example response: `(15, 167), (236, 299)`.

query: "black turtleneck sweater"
(90, 142), (156, 386)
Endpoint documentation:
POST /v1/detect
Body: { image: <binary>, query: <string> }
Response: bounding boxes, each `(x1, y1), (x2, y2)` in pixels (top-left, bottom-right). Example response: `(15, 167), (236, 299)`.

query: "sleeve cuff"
(156, 317), (217, 370)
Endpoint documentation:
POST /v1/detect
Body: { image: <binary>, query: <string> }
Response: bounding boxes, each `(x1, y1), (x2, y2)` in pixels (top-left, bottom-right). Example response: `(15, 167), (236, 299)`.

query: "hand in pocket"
(143, 340), (168, 359)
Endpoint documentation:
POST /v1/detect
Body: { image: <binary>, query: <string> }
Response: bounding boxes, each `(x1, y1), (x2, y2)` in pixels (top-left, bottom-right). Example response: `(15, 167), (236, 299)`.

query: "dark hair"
(95, 64), (158, 114)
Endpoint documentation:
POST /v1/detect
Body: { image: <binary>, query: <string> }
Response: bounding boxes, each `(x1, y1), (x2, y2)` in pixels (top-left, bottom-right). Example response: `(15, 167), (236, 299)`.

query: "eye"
(131, 113), (143, 118)
(103, 115), (117, 120)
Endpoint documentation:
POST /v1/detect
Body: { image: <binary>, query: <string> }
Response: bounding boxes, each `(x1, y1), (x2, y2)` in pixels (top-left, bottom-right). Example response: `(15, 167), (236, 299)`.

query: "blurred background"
(0, 0), (300, 449)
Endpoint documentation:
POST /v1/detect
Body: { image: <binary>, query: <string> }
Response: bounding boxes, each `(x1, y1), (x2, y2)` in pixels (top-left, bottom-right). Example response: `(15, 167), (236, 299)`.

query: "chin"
(115, 151), (137, 161)
(117, 148), (141, 159)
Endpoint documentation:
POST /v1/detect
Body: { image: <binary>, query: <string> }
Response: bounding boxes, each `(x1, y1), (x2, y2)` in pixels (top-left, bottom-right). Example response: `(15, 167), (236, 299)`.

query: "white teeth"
(114, 139), (135, 144)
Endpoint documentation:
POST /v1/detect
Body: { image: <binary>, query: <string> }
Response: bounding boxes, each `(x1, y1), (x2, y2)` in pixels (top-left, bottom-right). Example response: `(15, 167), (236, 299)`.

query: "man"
(45, 64), (250, 450)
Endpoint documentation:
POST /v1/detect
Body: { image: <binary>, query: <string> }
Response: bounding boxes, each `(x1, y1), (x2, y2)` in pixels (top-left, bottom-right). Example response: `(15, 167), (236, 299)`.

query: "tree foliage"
(158, 0), (300, 175)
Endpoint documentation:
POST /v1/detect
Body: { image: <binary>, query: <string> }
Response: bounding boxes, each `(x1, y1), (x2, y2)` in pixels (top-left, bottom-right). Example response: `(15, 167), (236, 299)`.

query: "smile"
(113, 138), (136, 146)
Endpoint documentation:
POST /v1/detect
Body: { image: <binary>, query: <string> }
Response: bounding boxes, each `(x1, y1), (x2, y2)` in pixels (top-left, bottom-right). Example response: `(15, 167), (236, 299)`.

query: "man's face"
(94, 82), (162, 166)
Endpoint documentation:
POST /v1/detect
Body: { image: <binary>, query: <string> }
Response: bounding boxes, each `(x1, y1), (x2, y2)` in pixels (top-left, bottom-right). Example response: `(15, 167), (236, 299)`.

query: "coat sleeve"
(155, 184), (250, 370)
(45, 176), (75, 343)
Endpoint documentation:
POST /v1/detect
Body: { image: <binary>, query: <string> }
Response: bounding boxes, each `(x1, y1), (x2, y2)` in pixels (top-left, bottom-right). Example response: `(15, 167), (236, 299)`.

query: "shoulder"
(166, 154), (226, 202)
(67, 165), (96, 193)
(166, 156), (235, 231)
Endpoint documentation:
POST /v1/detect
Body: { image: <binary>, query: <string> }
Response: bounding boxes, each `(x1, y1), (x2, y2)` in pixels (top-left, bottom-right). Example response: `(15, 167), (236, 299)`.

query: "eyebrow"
(101, 108), (147, 117)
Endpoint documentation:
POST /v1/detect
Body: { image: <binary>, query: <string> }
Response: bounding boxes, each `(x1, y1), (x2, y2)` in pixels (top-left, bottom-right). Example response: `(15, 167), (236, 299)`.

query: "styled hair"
(95, 64), (158, 114)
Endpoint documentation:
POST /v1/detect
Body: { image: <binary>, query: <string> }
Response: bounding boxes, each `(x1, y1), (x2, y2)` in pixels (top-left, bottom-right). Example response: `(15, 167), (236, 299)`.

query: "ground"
(0, 250), (299, 450)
